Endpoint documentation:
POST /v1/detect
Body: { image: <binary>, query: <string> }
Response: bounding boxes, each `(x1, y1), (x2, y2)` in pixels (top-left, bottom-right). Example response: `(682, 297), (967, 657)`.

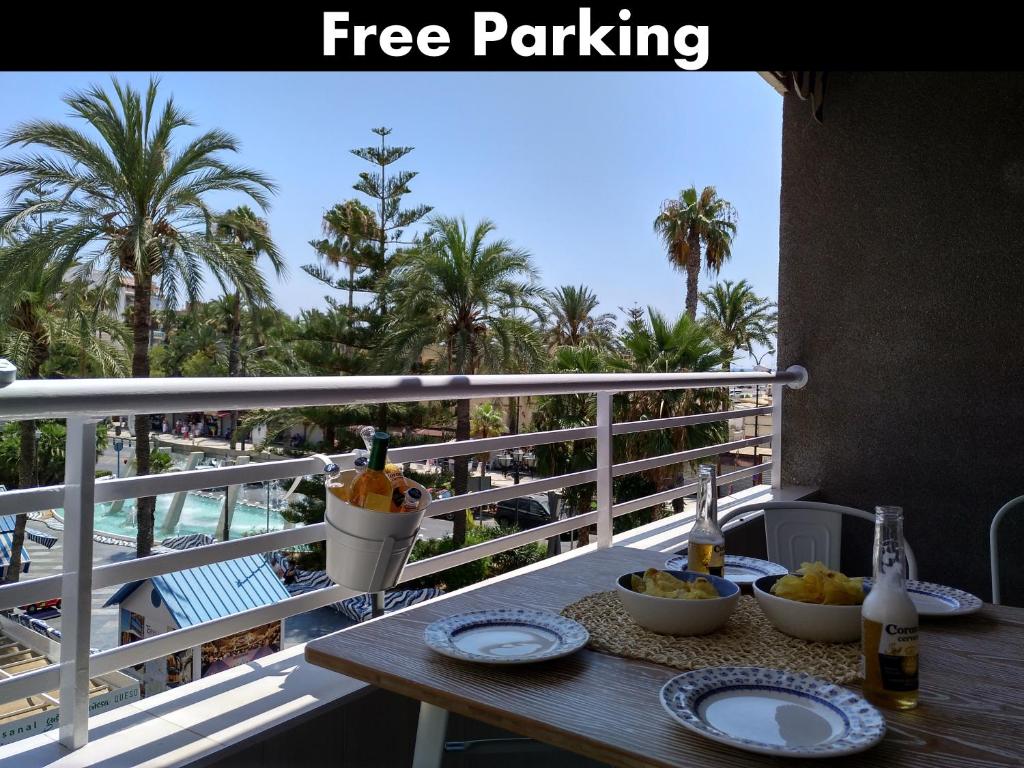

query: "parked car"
(495, 494), (576, 541)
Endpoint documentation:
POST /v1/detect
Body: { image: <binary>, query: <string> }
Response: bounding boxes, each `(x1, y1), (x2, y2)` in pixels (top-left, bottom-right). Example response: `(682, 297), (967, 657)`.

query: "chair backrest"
(990, 495), (1024, 605)
(718, 501), (918, 580)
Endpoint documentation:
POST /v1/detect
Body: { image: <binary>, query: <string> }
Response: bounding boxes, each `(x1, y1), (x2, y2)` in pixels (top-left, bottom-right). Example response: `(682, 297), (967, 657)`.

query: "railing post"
(771, 365), (808, 491)
(59, 415), (98, 749)
(596, 391), (615, 548)
(771, 382), (783, 490)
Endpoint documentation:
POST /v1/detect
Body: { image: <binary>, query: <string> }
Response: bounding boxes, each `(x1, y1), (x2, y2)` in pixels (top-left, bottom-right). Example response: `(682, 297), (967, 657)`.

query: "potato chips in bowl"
(616, 568), (739, 636)
(754, 562), (868, 643)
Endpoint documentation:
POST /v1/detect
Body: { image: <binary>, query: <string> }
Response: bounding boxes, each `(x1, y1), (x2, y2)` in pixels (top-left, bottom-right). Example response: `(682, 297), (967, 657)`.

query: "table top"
(305, 546), (1024, 768)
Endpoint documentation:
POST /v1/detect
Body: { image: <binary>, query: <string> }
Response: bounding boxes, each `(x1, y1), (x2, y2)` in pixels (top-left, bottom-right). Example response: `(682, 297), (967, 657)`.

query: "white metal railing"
(0, 367), (806, 749)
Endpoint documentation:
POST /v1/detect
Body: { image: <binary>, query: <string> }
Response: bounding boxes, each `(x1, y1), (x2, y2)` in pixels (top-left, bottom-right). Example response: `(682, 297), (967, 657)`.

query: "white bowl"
(752, 575), (866, 643)
(615, 570), (739, 636)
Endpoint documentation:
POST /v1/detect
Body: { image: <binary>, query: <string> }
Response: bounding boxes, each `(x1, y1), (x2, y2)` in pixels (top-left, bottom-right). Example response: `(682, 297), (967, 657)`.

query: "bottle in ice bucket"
(861, 505), (919, 710)
(348, 432), (394, 513)
(353, 456), (368, 475)
(402, 487), (423, 512)
(687, 464), (725, 576)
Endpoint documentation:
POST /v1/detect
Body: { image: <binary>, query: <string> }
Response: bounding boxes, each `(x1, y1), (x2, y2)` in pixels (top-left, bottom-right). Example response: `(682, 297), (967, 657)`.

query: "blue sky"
(0, 71), (782, 365)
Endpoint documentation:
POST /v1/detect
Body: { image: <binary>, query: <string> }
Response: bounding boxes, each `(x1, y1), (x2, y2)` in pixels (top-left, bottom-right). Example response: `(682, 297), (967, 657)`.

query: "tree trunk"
(685, 233), (702, 319)
(452, 398), (470, 547)
(227, 293), (242, 451)
(6, 339), (46, 583)
(507, 397), (518, 434)
(324, 424), (336, 451)
(576, 484), (594, 548)
(133, 273), (156, 558)
(4, 419), (37, 582)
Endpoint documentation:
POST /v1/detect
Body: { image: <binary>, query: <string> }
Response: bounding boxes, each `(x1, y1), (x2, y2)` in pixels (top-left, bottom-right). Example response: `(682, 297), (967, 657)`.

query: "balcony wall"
(778, 72), (1024, 602)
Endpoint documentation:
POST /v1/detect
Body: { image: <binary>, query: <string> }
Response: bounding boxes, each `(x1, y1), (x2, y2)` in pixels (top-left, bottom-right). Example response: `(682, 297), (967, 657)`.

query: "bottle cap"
(406, 487), (422, 500)
(354, 456), (369, 469)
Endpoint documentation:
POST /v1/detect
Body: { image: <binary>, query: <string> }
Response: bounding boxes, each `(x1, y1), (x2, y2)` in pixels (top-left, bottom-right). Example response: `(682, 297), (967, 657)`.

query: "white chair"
(717, 501), (918, 580)
(990, 495), (1024, 605)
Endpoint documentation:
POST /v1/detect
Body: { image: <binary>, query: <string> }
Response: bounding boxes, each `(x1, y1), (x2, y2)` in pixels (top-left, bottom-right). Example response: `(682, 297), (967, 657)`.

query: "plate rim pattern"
(862, 578), (983, 617)
(665, 554), (789, 579)
(659, 665), (886, 758)
(423, 607), (589, 665)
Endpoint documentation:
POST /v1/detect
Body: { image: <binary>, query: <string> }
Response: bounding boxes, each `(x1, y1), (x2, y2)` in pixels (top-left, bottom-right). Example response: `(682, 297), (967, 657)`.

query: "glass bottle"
(687, 464), (725, 576)
(861, 505), (919, 710)
(348, 432), (394, 512)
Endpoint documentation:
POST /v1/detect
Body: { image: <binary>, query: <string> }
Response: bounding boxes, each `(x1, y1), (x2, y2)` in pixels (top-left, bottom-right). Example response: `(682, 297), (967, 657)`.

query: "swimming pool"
(93, 492), (288, 538)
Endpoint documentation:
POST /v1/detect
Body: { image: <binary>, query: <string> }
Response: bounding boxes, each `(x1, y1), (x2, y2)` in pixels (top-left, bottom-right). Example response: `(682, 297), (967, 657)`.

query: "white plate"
(423, 608), (589, 665)
(665, 554), (789, 584)
(863, 578), (982, 617)
(660, 667), (885, 758)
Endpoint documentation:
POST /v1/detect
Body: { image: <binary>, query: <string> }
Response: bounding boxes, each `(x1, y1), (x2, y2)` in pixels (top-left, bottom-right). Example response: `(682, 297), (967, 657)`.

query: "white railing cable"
(0, 368), (807, 420)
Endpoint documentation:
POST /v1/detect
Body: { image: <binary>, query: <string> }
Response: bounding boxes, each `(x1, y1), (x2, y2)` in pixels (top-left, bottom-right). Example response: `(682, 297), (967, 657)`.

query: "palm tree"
(654, 186), (738, 319)
(611, 308), (730, 511)
(533, 345), (608, 547)
(543, 285), (617, 350)
(384, 216), (544, 546)
(470, 403), (504, 477)
(700, 279), (777, 369)
(0, 238), (127, 581)
(216, 206), (284, 449)
(0, 77), (276, 557)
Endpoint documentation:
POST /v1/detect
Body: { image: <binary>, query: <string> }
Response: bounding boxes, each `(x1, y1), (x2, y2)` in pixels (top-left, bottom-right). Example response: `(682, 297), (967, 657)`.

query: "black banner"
(1, 4), (1020, 72)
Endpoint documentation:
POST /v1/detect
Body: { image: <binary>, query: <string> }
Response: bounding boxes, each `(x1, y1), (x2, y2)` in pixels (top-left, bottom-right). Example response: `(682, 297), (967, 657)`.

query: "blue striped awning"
(0, 531), (30, 578)
(0, 515), (58, 549)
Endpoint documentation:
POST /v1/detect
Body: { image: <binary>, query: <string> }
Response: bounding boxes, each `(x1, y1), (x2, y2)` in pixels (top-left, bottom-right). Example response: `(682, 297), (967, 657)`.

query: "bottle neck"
(696, 467), (718, 526)
(873, 506), (907, 586)
(367, 434), (389, 471)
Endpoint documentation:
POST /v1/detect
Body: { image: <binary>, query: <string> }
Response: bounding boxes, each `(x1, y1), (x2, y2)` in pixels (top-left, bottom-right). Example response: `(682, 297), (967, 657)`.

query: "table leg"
(411, 702), (449, 768)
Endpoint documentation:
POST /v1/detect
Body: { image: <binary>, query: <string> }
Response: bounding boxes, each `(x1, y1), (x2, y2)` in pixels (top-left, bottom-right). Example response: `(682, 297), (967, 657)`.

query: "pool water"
(93, 492), (288, 538)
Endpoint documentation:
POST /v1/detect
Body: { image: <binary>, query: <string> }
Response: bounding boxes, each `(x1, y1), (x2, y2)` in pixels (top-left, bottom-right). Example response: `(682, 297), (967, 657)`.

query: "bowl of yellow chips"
(753, 562), (867, 642)
(616, 568), (739, 636)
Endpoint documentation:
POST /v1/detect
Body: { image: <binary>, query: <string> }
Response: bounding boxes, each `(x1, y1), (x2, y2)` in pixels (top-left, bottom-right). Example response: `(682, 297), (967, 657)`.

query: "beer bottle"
(861, 505), (919, 710)
(402, 487), (423, 511)
(390, 487), (406, 513)
(687, 464), (725, 576)
(348, 432), (394, 513)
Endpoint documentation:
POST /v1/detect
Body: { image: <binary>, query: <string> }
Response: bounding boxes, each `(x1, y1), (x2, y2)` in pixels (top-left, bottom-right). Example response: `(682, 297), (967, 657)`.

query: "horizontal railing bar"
(399, 512), (600, 581)
(0, 369), (807, 421)
(388, 426), (597, 463)
(0, 424), (774, 516)
(716, 462), (773, 486)
(612, 481), (699, 518)
(85, 584), (355, 679)
(0, 664), (57, 704)
(612, 435), (771, 478)
(612, 407), (772, 436)
(424, 469), (599, 518)
(609, 462), (774, 519)
(0, 525), (329, 611)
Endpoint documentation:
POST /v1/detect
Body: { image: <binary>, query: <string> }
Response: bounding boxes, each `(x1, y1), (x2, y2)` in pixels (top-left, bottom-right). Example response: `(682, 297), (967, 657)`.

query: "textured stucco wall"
(778, 72), (1024, 603)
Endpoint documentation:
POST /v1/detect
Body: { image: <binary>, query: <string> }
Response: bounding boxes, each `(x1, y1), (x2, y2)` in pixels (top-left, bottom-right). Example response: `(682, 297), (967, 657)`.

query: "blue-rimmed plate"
(863, 578), (982, 617)
(665, 554), (789, 584)
(660, 667), (885, 758)
(424, 608), (589, 665)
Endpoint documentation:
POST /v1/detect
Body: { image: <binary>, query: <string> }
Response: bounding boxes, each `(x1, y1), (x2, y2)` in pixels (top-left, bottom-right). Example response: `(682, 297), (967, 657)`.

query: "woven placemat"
(561, 592), (860, 684)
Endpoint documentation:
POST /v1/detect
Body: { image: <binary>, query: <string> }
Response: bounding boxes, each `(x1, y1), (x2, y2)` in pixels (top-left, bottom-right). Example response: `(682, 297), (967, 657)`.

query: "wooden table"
(305, 546), (1024, 767)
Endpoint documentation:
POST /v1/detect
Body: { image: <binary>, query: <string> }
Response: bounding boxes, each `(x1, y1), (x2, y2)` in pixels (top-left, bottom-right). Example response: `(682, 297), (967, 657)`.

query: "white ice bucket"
(324, 469), (431, 593)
